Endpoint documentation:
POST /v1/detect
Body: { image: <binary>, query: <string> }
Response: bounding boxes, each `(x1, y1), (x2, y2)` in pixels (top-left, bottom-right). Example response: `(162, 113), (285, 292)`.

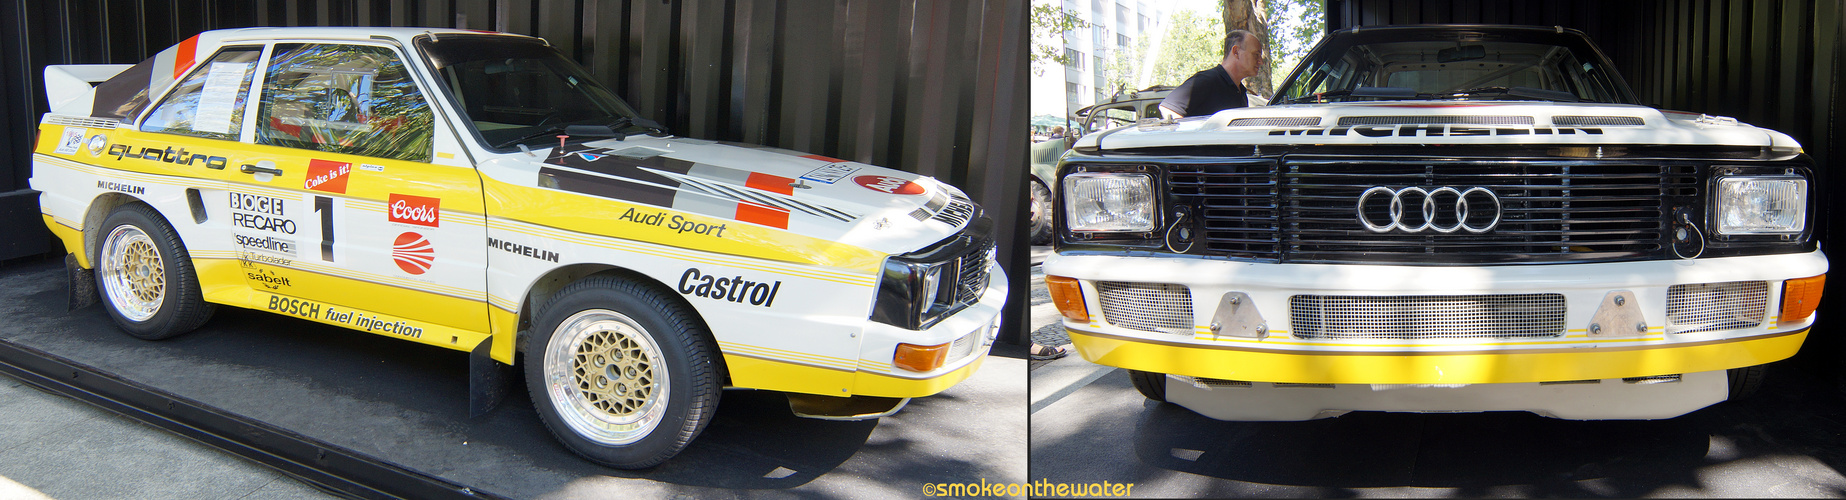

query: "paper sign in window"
(193, 62), (250, 135)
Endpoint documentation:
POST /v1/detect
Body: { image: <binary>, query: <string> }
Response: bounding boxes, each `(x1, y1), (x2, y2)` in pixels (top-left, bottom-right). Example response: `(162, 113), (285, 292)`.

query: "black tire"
(94, 203), (214, 340)
(524, 276), (719, 469)
(1128, 369), (1167, 402)
(1727, 364), (1768, 400)
(1029, 179), (1053, 245)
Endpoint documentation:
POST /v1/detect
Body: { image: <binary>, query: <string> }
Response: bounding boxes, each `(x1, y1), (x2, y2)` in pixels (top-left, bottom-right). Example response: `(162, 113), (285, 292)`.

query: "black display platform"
(0, 257), (1027, 498)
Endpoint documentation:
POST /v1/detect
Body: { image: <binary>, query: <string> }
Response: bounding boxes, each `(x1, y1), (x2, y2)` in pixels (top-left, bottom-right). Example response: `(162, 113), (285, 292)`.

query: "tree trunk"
(1222, 0), (1272, 98)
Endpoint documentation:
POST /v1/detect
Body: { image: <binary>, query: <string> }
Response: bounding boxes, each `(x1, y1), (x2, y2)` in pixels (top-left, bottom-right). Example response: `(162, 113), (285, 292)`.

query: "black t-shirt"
(1161, 66), (1248, 117)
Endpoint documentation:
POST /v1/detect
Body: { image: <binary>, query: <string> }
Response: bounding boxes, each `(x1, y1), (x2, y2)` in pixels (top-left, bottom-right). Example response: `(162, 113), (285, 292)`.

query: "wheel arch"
(511, 263), (730, 385)
(82, 192), (158, 263)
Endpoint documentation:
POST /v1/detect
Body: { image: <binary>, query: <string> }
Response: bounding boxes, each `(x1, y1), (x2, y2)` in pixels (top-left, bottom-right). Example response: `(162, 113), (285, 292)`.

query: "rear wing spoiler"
(44, 64), (133, 116)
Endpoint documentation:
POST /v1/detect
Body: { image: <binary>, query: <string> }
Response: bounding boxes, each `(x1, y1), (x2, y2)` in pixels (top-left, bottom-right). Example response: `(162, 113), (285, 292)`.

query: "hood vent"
(1337, 115), (1534, 126)
(1227, 117), (1321, 127)
(1554, 115), (1645, 126)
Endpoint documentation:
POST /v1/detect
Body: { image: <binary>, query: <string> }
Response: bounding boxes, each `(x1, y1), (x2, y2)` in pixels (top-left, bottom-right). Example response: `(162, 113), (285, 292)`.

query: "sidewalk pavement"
(1026, 245), (1118, 415)
(0, 374), (331, 499)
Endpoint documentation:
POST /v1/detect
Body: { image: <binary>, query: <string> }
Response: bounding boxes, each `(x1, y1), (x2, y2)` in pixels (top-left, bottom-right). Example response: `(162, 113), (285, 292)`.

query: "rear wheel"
(1727, 364), (1768, 400)
(95, 203), (213, 340)
(1028, 180), (1052, 245)
(525, 276), (719, 469)
(1128, 370), (1167, 402)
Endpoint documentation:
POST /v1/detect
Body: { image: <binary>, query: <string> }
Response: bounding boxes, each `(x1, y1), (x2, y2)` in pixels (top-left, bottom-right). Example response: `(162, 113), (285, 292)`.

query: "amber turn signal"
(1780, 274), (1826, 326)
(894, 342), (951, 372)
(1044, 275), (1089, 323)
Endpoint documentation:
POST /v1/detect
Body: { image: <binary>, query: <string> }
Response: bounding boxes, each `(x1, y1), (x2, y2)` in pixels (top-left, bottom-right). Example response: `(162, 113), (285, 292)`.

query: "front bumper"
(1046, 250), (1826, 385)
(853, 262), (1010, 398)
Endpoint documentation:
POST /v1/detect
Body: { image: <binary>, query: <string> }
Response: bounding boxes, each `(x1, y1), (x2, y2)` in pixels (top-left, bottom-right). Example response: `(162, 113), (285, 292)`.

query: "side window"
(256, 44), (434, 162)
(140, 47), (263, 140)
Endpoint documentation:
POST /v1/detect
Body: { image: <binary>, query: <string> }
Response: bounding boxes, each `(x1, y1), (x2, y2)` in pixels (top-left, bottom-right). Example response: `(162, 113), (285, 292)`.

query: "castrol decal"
(388, 194), (441, 228)
(853, 175), (925, 195)
(392, 232), (433, 275)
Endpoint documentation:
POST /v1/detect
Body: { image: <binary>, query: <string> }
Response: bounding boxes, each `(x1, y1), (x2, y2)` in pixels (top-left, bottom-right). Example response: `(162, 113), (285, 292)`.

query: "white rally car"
(31, 27), (1006, 468)
(1046, 25), (1825, 420)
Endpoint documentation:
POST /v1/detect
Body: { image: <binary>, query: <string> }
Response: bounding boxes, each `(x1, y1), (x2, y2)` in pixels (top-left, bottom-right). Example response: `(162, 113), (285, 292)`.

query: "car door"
(231, 41), (489, 342)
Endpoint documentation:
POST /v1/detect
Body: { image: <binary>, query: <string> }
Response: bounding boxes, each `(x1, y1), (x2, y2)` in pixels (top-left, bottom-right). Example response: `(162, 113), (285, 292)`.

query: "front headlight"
(1715, 176), (1806, 235)
(1063, 173), (1156, 232)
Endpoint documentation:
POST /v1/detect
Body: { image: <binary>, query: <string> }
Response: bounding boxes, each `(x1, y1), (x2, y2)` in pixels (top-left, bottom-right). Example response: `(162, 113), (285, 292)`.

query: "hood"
(477, 136), (975, 256)
(1082, 101), (1804, 151)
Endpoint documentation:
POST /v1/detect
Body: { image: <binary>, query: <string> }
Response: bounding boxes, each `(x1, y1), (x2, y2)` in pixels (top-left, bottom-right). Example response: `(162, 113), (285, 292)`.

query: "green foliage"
(1263, 0), (1324, 85)
(1030, 4), (1089, 75)
(1148, 6), (1226, 88)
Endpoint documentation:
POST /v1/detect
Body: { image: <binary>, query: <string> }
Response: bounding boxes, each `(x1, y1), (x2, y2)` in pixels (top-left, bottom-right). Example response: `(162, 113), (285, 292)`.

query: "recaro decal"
(677, 268), (782, 307)
(1265, 125), (1605, 137)
(854, 175), (925, 195)
(392, 232), (434, 275)
(228, 193), (296, 235)
(304, 160), (352, 193)
(388, 194), (441, 227)
(107, 142), (230, 170)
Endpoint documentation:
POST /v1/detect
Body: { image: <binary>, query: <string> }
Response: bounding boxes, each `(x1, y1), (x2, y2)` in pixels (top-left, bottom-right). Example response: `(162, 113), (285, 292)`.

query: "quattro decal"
(677, 268), (782, 307)
(107, 142), (231, 170)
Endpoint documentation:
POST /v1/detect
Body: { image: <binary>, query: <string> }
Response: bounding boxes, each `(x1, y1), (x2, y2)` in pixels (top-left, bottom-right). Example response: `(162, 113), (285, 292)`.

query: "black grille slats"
(1167, 159), (1694, 265)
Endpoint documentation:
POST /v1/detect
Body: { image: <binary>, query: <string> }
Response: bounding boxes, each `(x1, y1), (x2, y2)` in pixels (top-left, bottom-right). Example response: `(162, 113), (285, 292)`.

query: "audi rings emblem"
(1357, 186), (1502, 233)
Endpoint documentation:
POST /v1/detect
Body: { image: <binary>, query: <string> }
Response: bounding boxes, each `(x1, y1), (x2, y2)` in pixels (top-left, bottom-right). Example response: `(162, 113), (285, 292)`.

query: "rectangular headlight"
(1063, 173), (1156, 232)
(1715, 176), (1806, 235)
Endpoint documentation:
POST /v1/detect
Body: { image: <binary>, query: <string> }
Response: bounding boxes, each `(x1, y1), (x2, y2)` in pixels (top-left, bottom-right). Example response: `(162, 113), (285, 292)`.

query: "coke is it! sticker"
(304, 159), (352, 194)
(853, 175), (925, 195)
(392, 232), (433, 275)
(388, 194), (441, 228)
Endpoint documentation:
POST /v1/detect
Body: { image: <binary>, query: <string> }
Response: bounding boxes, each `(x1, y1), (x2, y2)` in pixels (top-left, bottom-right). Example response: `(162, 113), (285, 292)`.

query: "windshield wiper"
(608, 116), (669, 136)
(1280, 86), (1418, 105)
(493, 126), (573, 150)
(1431, 86), (1580, 102)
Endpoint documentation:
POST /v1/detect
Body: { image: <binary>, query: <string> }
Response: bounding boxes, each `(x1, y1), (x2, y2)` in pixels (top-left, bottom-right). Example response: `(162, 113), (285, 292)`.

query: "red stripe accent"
(800, 154), (845, 163)
(734, 202), (790, 229)
(744, 172), (796, 196)
(173, 35), (199, 80)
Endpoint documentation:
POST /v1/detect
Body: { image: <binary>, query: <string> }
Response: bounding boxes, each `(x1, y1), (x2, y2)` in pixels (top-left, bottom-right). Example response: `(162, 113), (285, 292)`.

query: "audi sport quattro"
(1044, 25), (1825, 420)
(31, 27), (1005, 468)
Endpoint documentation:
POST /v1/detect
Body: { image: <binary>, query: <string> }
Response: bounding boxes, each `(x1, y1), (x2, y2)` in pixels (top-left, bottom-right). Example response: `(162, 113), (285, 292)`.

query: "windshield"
(415, 35), (648, 150)
(1273, 28), (1638, 106)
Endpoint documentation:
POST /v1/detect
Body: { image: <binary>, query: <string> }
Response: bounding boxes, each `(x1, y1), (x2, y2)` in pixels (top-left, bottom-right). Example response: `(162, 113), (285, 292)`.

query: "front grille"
(1555, 115), (1646, 126)
(944, 232), (995, 307)
(1666, 281), (1767, 333)
(1170, 160), (1693, 264)
(948, 331), (977, 362)
(1095, 281), (1194, 334)
(1290, 293), (1567, 339)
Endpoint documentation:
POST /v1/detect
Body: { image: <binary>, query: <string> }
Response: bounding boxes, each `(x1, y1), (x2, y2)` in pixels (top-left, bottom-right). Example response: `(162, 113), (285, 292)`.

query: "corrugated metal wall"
(0, 0), (1032, 344)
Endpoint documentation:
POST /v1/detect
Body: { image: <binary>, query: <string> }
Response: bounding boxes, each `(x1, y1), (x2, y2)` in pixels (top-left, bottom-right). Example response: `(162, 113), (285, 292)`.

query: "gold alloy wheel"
(544, 309), (669, 445)
(99, 225), (165, 322)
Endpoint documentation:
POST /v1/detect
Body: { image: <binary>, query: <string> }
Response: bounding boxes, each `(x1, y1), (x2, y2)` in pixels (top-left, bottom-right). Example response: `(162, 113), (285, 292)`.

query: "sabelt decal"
(244, 268), (291, 290)
(800, 164), (859, 184)
(107, 143), (230, 170)
(1266, 125), (1605, 137)
(677, 268), (782, 307)
(393, 232), (434, 274)
(304, 159), (353, 194)
(265, 295), (424, 339)
(617, 208), (728, 238)
(54, 127), (85, 155)
(487, 237), (559, 263)
(854, 175), (925, 195)
(388, 194), (441, 227)
(96, 180), (145, 195)
(228, 193), (296, 234)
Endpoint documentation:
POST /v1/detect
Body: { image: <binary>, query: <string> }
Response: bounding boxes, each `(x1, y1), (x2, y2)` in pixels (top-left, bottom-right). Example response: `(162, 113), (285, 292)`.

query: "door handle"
(240, 163), (284, 176)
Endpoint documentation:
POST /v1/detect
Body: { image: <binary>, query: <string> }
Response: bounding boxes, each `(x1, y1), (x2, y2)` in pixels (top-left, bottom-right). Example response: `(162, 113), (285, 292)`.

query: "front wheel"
(1028, 180), (1053, 245)
(525, 276), (720, 469)
(95, 203), (214, 340)
(1727, 364), (1768, 400)
(1128, 370), (1167, 402)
